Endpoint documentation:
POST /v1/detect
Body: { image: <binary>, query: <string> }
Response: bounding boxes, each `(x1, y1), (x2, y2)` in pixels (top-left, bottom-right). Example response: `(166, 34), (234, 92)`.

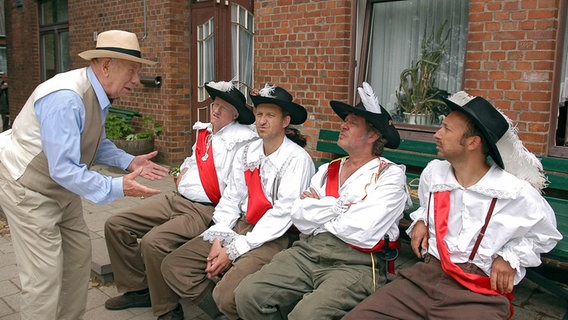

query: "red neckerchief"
(325, 158), (399, 273)
(433, 191), (514, 318)
(244, 167), (273, 224)
(195, 130), (221, 205)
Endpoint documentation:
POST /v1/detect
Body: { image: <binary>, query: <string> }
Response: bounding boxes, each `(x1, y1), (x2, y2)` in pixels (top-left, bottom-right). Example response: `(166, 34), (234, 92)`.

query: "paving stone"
(0, 299), (13, 317)
(0, 281), (18, 298)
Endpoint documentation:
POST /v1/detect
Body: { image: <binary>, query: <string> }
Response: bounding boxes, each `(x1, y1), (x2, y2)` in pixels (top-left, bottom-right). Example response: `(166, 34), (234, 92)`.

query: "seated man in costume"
(344, 91), (562, 320)
(104, 80), (257, 319)
(235, 82), (411, 320)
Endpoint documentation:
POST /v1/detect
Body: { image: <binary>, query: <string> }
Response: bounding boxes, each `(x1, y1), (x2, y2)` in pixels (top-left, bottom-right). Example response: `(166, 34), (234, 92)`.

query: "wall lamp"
(140, 76), (162, 88)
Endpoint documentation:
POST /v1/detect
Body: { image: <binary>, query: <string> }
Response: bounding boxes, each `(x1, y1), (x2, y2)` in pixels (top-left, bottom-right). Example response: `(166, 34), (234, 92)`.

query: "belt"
(177, 192), (214, 207)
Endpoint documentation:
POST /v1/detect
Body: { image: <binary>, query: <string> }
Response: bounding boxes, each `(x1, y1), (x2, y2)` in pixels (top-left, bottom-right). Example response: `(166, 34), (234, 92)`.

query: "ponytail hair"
(285, 127), (307, 148)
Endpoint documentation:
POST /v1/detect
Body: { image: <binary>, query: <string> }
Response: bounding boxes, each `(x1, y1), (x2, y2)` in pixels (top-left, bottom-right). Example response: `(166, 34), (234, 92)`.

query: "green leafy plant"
(396, 20), (450, 117)
(105, 114), (163, 140)
(105, 114), (133, 140)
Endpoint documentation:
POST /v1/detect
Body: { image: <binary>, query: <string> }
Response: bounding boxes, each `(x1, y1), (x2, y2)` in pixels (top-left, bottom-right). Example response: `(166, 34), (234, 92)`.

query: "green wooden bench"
(108, 107), (142, 124)
(316, 128), (568, 308)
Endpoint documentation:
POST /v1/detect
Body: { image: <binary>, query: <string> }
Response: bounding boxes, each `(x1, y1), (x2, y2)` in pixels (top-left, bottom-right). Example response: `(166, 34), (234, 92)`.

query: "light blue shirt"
(34, 67), (134, 204)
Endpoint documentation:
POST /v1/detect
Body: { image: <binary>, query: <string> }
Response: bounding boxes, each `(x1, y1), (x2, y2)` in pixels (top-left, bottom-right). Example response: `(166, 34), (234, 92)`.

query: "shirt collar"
(429, 161), (522, 199)
(87, 67), (112, 111)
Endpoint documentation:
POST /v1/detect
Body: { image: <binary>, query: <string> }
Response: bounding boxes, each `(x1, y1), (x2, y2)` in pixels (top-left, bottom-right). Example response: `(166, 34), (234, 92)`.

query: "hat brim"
(330, 101), (400, 149)
(442, 96), (504, 168)
(250, 96), (307, 125)
(205, 86), (255, 125)
(79, 50), (157, 65)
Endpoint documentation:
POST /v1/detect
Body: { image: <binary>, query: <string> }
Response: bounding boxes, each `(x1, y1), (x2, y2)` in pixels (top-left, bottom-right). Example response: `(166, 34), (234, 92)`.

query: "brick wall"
(6, 0), (40, 117)
(464, 0), (559, 155)
(5, 0), (564, 163)
(7, 0), (192, 165)
(253, 0), (353, 160)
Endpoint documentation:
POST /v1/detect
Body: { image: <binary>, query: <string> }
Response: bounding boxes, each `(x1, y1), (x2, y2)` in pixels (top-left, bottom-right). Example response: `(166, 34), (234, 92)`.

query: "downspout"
(142, 0), (147, 40)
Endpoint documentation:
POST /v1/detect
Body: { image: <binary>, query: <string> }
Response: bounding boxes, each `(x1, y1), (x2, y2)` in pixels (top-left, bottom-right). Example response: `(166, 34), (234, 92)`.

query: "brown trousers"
(343, 255), (511, 320)
(104, 191), (215, 316)
(161, 217), (290, 320)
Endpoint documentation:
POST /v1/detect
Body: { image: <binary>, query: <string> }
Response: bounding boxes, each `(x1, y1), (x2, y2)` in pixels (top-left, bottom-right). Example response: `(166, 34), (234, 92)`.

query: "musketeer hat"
(79, 30), (156, 65)
(330, 82), (400, 149)
(250, 84), (307, 125)
(205, 81), (255, 125)
(442, 92), (508, 169)
(443, 91), (547, 190)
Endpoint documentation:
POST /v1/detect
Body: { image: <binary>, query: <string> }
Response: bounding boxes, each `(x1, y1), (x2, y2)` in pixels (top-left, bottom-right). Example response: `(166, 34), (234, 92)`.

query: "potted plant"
(105, 113), (163, 155)
(396, 20), (450, 126)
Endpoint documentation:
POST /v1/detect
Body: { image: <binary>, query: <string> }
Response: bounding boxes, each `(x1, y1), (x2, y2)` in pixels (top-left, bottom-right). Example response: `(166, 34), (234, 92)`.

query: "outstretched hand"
(123, 167), (162, 198)
(127, 151), (169, 180)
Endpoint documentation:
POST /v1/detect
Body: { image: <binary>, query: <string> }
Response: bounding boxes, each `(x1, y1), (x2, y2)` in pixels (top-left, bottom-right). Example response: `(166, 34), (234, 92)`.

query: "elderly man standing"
(235, 83), (411, 320)
(160, 85), (315, 320)
(0, 30), (169, 320)
(344, 91), (562, 319)
(104, 80), (258, 318)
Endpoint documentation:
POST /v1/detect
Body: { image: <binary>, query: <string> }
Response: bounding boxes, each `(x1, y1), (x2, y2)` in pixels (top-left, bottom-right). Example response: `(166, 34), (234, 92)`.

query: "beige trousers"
(0, 162), (91, 320)
(162, 217), (290, 320)
(104, 191), (215, 316)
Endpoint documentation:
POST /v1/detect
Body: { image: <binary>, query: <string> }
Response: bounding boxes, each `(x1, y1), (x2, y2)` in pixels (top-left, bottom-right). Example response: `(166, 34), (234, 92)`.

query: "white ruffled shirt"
(408, 159), (562, 284)
(202, 137), (315, 260)
(291, 157), (411, 249)
(177, 121), (258, 203)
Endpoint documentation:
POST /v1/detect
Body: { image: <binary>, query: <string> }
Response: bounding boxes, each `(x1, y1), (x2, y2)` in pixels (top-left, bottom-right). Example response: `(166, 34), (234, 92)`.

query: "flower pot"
(403, 112), (433, 126)
(112, 138), (154, 156)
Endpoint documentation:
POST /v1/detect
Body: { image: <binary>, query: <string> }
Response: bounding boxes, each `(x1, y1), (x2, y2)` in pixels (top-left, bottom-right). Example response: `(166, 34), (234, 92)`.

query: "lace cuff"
(202, 225), (239, 246)
(225, 235), (251, 261)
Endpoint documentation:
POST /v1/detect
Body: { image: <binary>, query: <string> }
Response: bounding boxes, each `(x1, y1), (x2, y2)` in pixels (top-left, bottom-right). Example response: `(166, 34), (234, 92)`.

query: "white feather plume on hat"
(206, 80), (234, 92)
(259, 83), (276, 98)
(496, 112), (548, 191)
(357, 82), (382, 114)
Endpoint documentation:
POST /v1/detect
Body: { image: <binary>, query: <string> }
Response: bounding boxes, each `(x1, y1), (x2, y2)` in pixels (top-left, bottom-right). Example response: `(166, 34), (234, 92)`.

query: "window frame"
(549, 0), (568, 158)
(355, 0), (468, 141)
(38, 0), (69, 81)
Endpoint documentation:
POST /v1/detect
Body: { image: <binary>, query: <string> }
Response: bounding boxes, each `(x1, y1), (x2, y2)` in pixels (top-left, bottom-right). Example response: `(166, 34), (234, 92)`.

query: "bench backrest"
(108, 107), (142, 124)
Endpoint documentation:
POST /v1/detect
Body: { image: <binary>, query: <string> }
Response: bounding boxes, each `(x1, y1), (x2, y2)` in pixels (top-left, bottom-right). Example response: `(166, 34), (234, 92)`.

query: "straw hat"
(78, 30), (156, 65)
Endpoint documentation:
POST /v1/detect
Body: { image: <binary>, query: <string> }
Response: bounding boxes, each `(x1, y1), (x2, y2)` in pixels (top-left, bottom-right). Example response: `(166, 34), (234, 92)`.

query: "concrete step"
(91, 237), (114, 284)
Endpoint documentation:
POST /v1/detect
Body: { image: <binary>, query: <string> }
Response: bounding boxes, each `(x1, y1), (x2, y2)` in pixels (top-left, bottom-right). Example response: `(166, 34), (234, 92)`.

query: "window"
(0, 46), (6, 74)
(232, 3), (254, 100)
(0, 0), (5, 36)
(39, 0), (69, 81)
(358, 0), (469, 129)
(197, 17), (215, 102)
(554, 1), (568, 152)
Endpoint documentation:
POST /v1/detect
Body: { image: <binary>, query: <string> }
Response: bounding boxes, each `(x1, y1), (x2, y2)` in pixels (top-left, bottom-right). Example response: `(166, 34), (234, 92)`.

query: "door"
(189, 0), (254, 130)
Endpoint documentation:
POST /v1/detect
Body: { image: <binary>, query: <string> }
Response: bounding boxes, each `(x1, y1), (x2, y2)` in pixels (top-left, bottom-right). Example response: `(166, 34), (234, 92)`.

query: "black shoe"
(105, 289), (151, 310)
(157, 303), (184, 320)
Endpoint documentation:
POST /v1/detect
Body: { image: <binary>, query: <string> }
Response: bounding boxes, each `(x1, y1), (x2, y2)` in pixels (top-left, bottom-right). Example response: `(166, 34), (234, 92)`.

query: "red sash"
(195, 130), (221, 205)
(434, 191), (514, 318)
(244, 167), (273, 224)
(325, 159), (341, 198)
(325, 158), (399, 273)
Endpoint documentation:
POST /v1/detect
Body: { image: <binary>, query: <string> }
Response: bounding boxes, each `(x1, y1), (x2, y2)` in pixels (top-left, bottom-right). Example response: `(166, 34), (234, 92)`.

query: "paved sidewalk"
(0, 163), (566, 319)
